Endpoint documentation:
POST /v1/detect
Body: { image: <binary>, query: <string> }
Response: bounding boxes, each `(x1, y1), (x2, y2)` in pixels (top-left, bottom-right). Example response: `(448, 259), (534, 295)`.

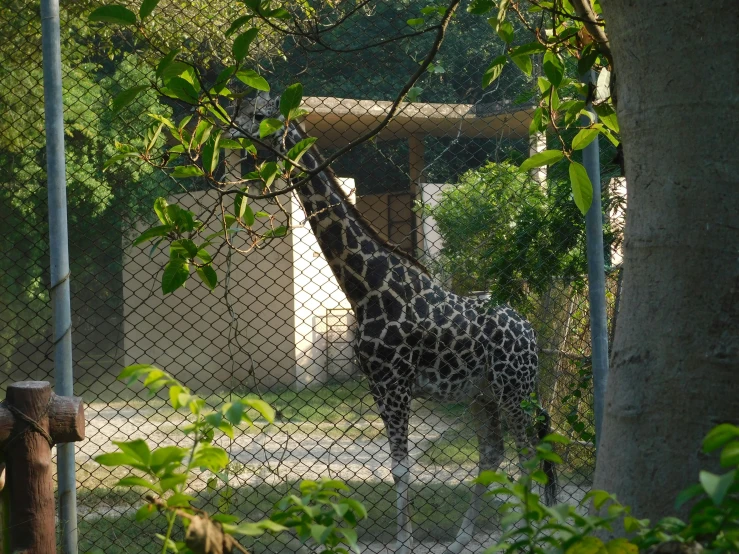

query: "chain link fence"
(1, 1), (623, 552)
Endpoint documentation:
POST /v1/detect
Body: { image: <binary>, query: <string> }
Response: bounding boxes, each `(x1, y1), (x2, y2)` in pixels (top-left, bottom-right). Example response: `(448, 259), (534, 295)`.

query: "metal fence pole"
(581, 72), (610, 451)
(40, 0), (78, 551)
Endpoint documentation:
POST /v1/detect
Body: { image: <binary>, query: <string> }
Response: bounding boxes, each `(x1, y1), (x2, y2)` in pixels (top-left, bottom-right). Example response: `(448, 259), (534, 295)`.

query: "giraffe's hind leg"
(504, 402), (559, 506)
(444, 396), (504, 554)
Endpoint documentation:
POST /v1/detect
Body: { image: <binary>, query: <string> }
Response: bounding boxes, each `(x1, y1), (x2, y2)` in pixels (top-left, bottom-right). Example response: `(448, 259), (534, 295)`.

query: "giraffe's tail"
(536, 408), (559, 506)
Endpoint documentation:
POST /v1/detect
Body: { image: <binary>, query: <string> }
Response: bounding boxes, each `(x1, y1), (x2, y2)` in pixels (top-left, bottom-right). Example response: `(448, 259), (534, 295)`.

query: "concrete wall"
(123, 178), (359, 392)
(123, 189), (297, 393)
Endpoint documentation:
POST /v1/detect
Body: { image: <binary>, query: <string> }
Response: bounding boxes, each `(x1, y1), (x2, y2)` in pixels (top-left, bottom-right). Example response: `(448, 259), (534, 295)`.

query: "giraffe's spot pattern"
(241, 114), (552, 528)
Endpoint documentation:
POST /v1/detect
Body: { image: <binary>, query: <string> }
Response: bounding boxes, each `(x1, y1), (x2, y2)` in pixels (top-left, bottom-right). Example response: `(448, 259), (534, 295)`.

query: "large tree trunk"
(593, 0), (739, 524)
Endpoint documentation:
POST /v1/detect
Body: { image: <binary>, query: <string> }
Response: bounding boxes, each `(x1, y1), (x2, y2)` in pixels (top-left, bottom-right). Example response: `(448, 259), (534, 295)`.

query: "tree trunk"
(593, 0), (739, 524)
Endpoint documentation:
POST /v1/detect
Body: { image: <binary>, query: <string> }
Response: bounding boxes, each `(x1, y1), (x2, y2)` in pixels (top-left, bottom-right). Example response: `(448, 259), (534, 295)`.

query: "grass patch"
(77, 477), (504, 554)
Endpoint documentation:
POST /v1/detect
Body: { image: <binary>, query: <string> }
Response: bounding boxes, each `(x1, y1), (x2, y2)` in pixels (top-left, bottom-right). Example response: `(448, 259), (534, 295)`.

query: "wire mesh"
(0, 1), (624, 552)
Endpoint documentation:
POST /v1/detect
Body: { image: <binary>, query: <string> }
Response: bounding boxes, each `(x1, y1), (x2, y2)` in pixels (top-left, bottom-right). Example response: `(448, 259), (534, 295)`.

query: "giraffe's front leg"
(373, 380), (414, 554)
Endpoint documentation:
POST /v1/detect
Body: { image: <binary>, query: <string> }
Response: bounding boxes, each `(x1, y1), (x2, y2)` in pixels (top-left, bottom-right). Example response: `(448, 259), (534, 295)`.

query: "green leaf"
(572, 128), (599, 150)
(467, 0), (494, 15)
(406, 87), (423, 102)
(243, 397), (275, 423)
(287, 137), (317, 165)
(510, 55), (532, 77)
(235, 70), (270, 91)
(162, 259), (189, 294)
(594, 103), (620, 134)
(133, 225), (170, 246)
(150, 446), (187, 473)
(171, 166), (204, 179)
(219, 138), (244, 150)
(578, 44), (599, 76)
(103, 152), (140, 170)
(482, 55), (507, 88)
(721, 440), (739, 467)
(674, 483), (705, 508)
(258, 161), (280, 188)
(193, 445), (230, 472)
(162, 77), (199, 103)
(510, 42), (546, 57)
(135, 503), (157, 522)
(94, 452), (137, 467)
(605, 538), (638, 554)
(196, 265), (218, 290)
(495, 20), (514, 43)
(193, 120), (213, 146)
(113, 439), (151, 466)
(703, 424), (739, 453)
(280, 83), (304, 121)
(407, 18), (424, 26)
(112, 85), (149, 114)
(167, 493), (195, 508)
(160, 62), (196, 85)
(226, 15), (253, 38)
(569, 161), (594, 215)
(543, 433), (571, 445)
(529, 107), (547, 135)
(263, 226), (288, 238)
(699, 470), (736, 505)
(202, 131), (222, 174)
(119, 363), (160, 383)
(520, 149), (564, 171)
(225, 402), (245, 426)
(310, 524), (330, 544)
(566, 536), (607, 554)
(234, 193), (247, 220)
(139, 0), (161, 20)
(160, 474), (188, 492)
(148, 113), (175, 130)
(268, 7), (290, 19)
(543, 51), (565, 87)
(243, 205), (256, 227)
(156, 49), (180, 79)
(259, 118), (283, 138)
(117, 476), (158, 491)
(89, 5), (137, 25)
(233, 28), (259, 62)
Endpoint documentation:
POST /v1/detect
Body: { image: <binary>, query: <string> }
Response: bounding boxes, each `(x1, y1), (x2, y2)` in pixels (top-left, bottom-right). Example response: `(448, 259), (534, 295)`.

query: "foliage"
(460, 0), (621, 215)
(475, 424), (739, 554)
(0, 0), (174, 369)
(423, 161), (585, 305)
(95, 365), (366, 553)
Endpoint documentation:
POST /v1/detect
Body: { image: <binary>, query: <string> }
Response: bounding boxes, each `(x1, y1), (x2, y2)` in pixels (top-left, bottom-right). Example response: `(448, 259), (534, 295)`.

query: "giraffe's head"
(230, 91), (282, 143)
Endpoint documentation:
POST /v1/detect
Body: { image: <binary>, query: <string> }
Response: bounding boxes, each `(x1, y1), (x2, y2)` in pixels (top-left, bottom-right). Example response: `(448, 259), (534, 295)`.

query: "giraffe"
(232, 94), (558, 554)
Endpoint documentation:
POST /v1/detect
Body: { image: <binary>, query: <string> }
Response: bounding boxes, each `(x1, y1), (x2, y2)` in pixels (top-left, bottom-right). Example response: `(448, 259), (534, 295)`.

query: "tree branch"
(221, 0), (463, 201)
(569, 0), (613, 69)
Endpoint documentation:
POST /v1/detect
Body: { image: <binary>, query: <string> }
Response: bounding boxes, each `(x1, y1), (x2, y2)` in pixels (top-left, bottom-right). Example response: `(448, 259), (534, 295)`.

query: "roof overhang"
(300, 96), (534, 148)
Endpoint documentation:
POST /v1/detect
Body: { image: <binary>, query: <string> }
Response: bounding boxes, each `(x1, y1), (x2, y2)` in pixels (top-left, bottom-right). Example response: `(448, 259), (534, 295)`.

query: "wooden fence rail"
(0, 381), (84, 553)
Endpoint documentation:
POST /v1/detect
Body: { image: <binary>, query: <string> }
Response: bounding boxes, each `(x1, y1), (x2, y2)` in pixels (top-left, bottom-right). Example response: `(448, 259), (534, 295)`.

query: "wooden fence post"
(0, 381), (84, 553)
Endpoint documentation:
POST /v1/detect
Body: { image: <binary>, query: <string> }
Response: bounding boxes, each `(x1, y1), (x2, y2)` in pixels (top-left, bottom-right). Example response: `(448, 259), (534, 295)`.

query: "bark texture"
(594, 0), (739, 523)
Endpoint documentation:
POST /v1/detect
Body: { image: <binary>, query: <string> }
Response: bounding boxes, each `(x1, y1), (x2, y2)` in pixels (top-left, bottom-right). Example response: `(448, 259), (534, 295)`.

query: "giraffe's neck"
(282, 124), (412, 306)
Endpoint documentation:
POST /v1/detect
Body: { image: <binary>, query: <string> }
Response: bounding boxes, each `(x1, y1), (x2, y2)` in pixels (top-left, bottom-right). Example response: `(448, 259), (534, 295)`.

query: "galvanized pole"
(40, 0), (78, 551)
(581, 72), (610, 451)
